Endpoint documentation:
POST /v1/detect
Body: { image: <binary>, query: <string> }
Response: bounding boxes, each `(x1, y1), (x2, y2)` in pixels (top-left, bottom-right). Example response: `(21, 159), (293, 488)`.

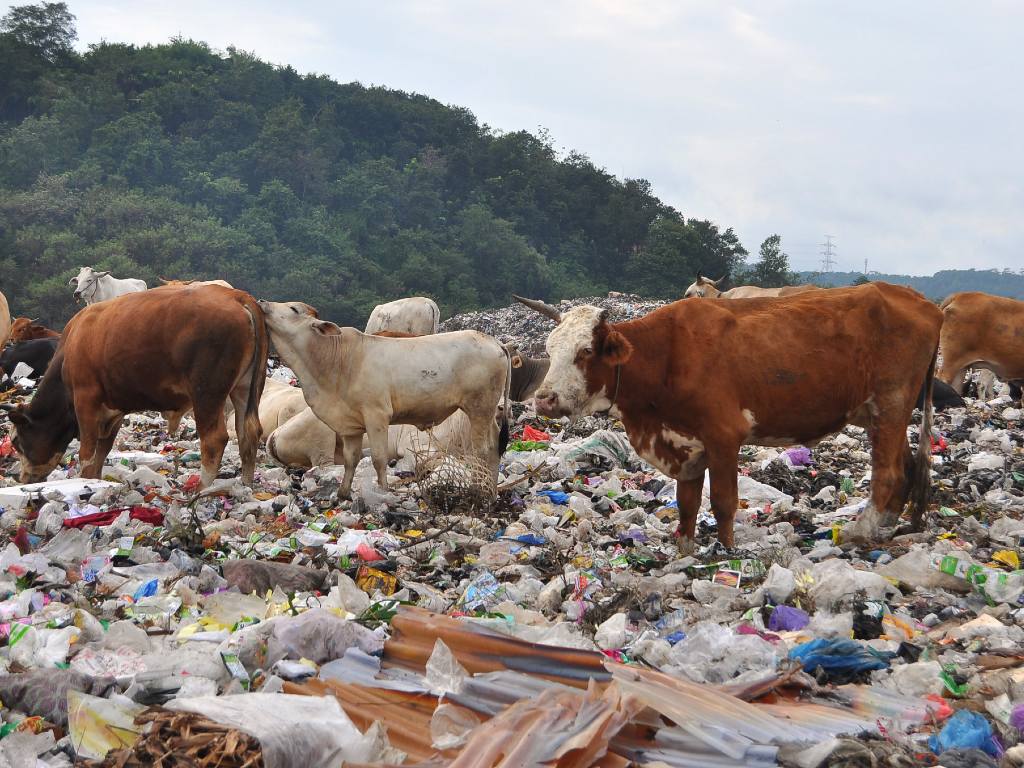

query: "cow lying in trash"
(258, 301), (511, 498)
(515, 282), (943, 551)
(3, 285), (268, 487)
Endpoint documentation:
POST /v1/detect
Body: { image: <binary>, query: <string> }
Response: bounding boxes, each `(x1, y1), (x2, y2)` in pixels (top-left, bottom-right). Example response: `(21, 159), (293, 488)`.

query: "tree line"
(0, 3), (797, 327)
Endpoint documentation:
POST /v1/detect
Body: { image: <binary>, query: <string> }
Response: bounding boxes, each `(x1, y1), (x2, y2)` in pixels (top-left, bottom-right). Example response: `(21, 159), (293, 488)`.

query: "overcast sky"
(20, 1), (1024, 275)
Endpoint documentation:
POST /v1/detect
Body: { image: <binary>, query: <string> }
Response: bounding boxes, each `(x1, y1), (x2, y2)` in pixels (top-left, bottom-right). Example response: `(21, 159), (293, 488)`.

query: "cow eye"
(291, 305), (299, 314)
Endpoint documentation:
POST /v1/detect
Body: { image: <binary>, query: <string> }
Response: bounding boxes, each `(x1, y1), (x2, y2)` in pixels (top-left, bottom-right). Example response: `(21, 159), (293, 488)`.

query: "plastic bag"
(167, 694), (373, 768)
(789, 639), (892, 684)
(768, 605), (809, 631)
(67, 690), (143, 760)
(928, 710), (997, 757)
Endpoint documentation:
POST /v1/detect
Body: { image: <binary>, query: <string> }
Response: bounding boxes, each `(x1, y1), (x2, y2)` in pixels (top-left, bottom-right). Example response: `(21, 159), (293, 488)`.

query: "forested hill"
(800, 270), (1024, 301)
(0, 3), (750, 326)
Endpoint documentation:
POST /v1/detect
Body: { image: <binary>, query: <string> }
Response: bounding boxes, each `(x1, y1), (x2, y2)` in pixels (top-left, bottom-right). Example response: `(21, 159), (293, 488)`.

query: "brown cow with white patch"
(3, 285), (268, 487)
(8, 318), (61, 344)
(937, 292), (1024, 394)
(515, 283), (942, 550)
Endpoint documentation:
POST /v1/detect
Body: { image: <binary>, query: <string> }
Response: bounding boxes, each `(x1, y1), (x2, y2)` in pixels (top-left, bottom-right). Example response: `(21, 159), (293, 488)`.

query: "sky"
(14, 1), (1024, 275)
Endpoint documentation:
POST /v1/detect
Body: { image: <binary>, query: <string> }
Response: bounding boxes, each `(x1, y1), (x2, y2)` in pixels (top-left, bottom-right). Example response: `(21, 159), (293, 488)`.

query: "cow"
(69, 267), (147, 305)
(0, 338), (58, 382)
(225, 377), (305, 439)
(0, 291), (10, 347)
(918, 379), (965, 411)
(160, 277), (234, 289)
(503, 343), (551, 402)
(8, 318), (60, 344)
(365, 297), (440, 336)
(683, 275), (821, 299)
(2, 285), (268, 487)
(258, 301), (510, 498)
(514, 283), (942, 551)
(267, 406), (480, 471)
(938, 292), (1024, 396)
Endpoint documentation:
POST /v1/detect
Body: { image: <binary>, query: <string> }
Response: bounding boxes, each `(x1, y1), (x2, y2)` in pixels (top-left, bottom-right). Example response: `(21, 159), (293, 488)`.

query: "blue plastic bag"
(132, 578), (159, 601)
(789, 638), (892, 677)
(929, 710), (997, 757)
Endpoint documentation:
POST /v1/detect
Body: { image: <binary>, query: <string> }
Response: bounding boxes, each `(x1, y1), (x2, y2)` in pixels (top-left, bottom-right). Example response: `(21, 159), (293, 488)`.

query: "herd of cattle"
(0, 267), (1021, 553)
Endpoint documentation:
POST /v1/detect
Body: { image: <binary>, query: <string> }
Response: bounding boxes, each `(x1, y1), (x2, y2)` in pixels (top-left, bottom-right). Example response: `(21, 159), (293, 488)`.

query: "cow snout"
(534, 389), (560, 416)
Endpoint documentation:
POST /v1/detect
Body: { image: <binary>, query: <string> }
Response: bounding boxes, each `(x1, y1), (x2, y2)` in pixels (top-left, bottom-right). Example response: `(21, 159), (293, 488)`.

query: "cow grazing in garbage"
(364, 297), (440, 336)
(69, 267), (147, 305)
(0, 338), (58, 382)
(514, 283), (943, 550)
(8, 318), (60, 344)
(683, 275), (821, 300)
(937, 292), (1024, 396)
(503, 343), (552, 402)
(3, 285), (268, 486)
(259, 301), (510, 498)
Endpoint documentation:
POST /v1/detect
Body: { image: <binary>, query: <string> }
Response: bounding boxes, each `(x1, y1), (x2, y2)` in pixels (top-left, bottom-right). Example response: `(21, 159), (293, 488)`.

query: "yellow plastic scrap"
(404, 529), (424, 538)
(992, 550), (1021, 570)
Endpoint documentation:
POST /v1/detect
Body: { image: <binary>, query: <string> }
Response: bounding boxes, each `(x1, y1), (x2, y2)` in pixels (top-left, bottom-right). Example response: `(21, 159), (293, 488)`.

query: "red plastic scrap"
(62, 505), (164, 529)
(521, 425), (551, 443)
(0, 435), (13, 458)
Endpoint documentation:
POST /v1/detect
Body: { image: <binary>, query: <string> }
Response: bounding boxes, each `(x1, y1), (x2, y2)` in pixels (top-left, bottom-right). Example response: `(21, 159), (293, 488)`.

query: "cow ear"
(600, 330), (633, 366)
(511, 354), (523, 369)
(68, 277), (78, 286)
(312, 320), (342, 336)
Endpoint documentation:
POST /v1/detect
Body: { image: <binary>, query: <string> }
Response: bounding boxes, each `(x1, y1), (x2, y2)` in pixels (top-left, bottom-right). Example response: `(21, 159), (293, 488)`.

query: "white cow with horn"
(69, 267), (147, 305)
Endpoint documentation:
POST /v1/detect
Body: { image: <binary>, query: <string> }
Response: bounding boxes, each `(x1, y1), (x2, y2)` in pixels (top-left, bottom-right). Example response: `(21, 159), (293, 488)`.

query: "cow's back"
(61, 285), (265, 413)
(645, 282), (941, 443)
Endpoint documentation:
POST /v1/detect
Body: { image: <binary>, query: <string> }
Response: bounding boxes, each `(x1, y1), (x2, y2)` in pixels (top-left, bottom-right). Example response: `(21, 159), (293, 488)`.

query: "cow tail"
(499, 345), (512, 456)
(939, 294), (956, 311)
(241, 295), (269, 442)
(431, 301), (440, 334)
(910, 345), (938, 530)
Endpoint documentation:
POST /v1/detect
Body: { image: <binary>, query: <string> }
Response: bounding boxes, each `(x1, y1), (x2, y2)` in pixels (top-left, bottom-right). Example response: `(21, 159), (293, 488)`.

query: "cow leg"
(339, 434), (363, 498)
(707, 449), (740, 549)
(230, 390), (259, 487)
(83, 416), (125, 477)
(365, 419), (391, 490)
(193, 404), (229, 489)
(675, 475), (705, 555)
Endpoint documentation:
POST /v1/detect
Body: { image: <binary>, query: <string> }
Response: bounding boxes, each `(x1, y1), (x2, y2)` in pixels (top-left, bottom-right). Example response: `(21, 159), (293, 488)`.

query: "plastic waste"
(789, 639), (892, 683)
(67, 690), (144, 760)
(425, 638), (467, 695)
(928, 710), (997, 757)
(768, 605), (809, 631)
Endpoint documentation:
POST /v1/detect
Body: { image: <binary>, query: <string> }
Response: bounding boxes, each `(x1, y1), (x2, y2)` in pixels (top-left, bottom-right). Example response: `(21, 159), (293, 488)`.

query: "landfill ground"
(1, 294), (1023, 768)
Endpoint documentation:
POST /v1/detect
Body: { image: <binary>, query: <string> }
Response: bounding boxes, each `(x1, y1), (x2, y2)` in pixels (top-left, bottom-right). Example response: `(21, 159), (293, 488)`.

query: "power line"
(819, 235), (836, 273)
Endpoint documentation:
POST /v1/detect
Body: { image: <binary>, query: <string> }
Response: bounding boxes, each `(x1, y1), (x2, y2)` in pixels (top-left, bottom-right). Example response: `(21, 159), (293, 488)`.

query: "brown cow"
(937, 292), (1024, 393)
(8, 318), (60, 343)
(515, 283), (942, 550)
(3, 285), (268, 487)
(504, 344), (551, 402)
(160, 277), (234, 289)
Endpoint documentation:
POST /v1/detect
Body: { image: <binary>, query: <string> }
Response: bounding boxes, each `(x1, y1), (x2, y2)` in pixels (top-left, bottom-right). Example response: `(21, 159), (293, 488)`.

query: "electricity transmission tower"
(819, 235), (836, 273)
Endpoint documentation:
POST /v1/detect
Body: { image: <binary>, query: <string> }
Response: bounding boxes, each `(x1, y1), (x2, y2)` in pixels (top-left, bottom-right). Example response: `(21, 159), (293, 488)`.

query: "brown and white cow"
(364, 297), (440, 336)
(8, 318), (61, 344)
(515, 283), (942, 550)
(259, 301), (509, 498)
(937, 292), (1024, 394)
(683, 275), (821, 299)
(3, 285), (268, 487)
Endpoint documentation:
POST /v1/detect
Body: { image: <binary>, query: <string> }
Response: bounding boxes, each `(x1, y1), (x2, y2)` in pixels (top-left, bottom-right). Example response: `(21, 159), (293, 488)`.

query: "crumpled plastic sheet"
(0, 669), (116, 726)
(166, 693), (372, 768)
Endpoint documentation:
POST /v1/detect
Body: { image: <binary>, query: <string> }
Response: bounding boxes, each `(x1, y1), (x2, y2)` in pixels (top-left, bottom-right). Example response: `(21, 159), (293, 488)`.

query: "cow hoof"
(677, 536), (696, 556)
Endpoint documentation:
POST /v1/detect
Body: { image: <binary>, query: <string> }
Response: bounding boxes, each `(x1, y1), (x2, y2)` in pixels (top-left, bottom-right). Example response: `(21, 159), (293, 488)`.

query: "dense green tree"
(747, 234), (795, 288)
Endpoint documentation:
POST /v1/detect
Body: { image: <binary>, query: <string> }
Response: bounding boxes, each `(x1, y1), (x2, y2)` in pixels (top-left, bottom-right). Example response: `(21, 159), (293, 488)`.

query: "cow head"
(683, 274), (723, 298)
(8, 318), (32, 343)
(69, 267), (110, 303)
(513, 296), (633, 418)
(3, 404), (76, 483)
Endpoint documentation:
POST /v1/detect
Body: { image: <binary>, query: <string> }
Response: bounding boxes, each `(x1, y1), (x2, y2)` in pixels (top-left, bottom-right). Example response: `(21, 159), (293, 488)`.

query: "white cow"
(69, 267), (147, 305)
(258, 301), (509, 497)
(364, 297), (440, 336)
(160, 278), (235, 289)
(267, 406), (484, 470)
(224, 377), (305, 439)
(683, 275), (820, 299)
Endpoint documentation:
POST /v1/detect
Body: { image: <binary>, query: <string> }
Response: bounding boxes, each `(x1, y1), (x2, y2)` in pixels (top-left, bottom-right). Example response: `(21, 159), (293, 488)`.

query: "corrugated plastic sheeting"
(447, 680), (637, 768)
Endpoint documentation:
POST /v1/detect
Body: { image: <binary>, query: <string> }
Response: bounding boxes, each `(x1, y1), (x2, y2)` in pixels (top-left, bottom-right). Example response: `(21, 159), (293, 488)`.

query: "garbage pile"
(0, 295), (1023, 767)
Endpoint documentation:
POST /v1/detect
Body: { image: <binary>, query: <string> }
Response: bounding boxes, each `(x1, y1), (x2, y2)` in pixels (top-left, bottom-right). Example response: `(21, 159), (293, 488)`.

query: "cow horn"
(713, 275), (725, 286)
(512, 295), (561, 323)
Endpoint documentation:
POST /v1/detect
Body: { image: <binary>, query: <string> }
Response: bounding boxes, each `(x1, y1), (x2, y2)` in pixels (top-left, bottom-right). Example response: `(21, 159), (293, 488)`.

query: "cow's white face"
(258, 301), (339, 345)
(69, 267), (109, 303)
(683, 277), (719, 298)
(534, 305), (607, 418)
